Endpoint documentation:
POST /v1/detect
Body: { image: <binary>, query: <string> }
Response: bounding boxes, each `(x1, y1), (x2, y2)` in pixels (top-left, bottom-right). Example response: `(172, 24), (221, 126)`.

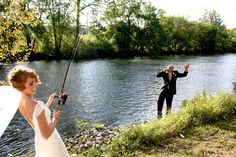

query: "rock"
(64, 123), (123, 153)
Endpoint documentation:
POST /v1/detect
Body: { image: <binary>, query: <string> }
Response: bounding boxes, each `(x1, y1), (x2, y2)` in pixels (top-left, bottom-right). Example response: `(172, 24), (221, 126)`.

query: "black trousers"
(157, 89), (174, 116)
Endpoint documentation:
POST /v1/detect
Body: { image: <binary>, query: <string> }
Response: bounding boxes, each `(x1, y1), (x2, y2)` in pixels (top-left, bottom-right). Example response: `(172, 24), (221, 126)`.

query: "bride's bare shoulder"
(20, 97), (35, 106)
(19, 97), (37, 127)
(19, 96), (37, 114)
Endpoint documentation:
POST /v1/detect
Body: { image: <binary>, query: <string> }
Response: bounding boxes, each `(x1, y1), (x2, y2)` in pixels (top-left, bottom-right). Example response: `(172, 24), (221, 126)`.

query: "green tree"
(226, 28), (236, 52)
(136, 4), (166, 57)
(160, 15), (192, 54)
(92, 0), (166, 58)
(0, 0), (38, 62)
(199, 10), (229, 53)
(38, 0), (75, 59)
(108, 0), (143, 57)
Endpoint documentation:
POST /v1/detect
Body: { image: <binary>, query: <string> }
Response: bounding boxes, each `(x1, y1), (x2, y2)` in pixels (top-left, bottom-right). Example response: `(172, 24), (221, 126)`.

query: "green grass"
(130, 119), (236, 157)
(72, 92), (236, 157)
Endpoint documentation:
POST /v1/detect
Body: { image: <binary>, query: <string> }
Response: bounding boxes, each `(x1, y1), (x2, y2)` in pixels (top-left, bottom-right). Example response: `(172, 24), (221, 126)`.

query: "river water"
(0, 54), (236, 156)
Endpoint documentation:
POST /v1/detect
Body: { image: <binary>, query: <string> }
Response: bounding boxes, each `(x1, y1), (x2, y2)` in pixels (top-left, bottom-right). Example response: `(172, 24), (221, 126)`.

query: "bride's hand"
(46, 93), (57, 108)
(53, 109), (61, 122)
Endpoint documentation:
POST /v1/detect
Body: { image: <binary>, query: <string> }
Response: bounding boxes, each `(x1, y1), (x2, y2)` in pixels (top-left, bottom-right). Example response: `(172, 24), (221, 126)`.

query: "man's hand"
(184, 64), (190, 71)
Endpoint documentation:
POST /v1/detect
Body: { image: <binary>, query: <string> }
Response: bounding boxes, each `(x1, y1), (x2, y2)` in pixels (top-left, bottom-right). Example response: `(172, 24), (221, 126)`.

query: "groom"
(156, 64), (190, 118)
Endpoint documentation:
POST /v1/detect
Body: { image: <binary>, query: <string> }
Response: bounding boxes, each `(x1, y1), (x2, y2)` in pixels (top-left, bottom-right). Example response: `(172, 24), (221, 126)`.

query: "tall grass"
(106, 92), (236, 156)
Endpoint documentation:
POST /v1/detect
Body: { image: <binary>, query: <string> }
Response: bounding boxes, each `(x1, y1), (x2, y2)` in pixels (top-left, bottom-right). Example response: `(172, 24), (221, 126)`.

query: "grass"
(131, 119), (236, 157)
(72, 91), (236, 157)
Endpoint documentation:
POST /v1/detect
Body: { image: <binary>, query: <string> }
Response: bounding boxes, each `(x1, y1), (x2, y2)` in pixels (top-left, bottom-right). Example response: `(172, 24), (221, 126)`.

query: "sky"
(147, 0), (236, 28)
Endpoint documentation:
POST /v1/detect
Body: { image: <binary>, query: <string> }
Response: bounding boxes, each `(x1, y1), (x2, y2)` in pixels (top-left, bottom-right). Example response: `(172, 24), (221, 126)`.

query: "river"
(0, 54), (236, 156)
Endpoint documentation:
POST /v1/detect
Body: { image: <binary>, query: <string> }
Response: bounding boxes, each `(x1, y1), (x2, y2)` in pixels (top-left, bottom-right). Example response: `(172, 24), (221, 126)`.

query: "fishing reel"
(55, 93), (68, 106)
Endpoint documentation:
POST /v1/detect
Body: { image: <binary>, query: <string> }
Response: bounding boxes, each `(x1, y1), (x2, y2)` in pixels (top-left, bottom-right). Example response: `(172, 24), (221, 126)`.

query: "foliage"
(76, 147), (102, 157)
(76, 119), (89, 132)
(93, 123), (105, 131)
(77, 34), (99, 59)
(0, 0), (236, 62)
(160, 15), (192, 54)
(39, 0), (76, 59)
(104, 92), (236, 156)
(0, 0), (38, 62)
(198, 10), (229, 53)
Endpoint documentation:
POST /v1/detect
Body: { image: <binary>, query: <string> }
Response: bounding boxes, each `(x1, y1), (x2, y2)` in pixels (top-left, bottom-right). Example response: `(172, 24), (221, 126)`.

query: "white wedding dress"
(32, 101), (70, 157)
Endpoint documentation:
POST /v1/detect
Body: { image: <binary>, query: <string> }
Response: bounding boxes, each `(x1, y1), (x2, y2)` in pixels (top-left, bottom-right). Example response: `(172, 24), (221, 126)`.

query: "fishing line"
(56, 28), (85, 109)
(55, 0), (140, 107)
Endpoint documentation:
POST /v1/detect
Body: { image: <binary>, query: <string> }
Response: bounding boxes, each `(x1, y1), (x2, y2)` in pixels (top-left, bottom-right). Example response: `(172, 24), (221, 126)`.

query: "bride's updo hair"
(7, 66), (41, 91)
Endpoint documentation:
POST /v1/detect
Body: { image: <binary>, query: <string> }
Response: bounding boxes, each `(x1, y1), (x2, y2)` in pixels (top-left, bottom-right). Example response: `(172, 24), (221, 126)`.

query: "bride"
(7, 66), (70, 157)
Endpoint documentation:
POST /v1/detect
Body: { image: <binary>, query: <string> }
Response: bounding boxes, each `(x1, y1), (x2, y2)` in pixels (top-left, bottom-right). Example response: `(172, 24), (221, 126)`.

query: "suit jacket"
(157, 70), (188, 95)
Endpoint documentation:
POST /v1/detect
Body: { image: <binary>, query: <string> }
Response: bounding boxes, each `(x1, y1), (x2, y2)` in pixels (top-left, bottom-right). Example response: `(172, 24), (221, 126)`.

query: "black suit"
(156, 70), (188, 116)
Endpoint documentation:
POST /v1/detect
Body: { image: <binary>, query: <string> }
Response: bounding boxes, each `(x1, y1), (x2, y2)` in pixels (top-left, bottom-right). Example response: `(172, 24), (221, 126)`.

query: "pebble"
(64, 125), (120, 153)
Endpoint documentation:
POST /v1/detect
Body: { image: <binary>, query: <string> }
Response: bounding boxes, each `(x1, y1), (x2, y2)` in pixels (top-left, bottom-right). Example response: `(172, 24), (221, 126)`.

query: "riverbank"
(144, 117), (236, 156)
(65, 121), (121, 155)
(65, 91), (236, 156)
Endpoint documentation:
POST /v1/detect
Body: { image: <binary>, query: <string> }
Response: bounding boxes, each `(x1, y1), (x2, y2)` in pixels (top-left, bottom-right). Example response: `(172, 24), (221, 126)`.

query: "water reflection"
(1, 54), (236, 156)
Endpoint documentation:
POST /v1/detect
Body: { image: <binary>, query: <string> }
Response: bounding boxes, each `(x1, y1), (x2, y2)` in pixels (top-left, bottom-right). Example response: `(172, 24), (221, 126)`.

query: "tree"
(160, 15), (193, 54)
(104, 0), (144, 57)
(0, 0), (38, 62)
(199, 10), (229, 53)
(37, 0), (74, 59)
(137, 3), (166, 57)
(225, 28), (236, 52)
(92, 0), (166, 58)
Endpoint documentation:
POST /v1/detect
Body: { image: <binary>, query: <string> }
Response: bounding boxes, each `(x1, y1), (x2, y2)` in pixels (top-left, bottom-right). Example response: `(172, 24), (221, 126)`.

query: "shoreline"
(64, 123), (120, 154)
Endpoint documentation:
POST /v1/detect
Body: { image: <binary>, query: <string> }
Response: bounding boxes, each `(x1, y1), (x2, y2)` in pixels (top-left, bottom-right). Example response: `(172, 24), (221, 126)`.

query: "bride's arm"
(46, 93), (56, 108)
(37, 109), (61, 139)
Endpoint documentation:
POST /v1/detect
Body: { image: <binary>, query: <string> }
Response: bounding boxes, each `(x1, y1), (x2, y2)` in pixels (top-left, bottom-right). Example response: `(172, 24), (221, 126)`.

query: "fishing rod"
(55, 29), (84, 109)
